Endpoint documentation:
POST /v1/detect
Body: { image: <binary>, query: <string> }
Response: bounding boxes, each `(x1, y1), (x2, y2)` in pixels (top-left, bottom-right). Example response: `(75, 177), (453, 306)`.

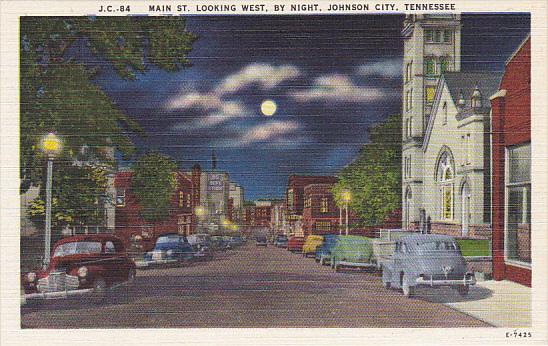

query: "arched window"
(437, 150), (455, 220)
(405, 186), (413, 230)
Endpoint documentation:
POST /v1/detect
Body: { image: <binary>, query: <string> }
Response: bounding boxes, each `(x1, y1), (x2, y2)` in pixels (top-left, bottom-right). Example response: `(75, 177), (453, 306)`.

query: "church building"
(401, 14), (500, 239)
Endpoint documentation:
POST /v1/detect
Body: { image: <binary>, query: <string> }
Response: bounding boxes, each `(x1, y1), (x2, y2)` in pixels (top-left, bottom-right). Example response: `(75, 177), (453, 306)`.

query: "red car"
(21, 234), (136, 304)
(287, 236), (305, 253)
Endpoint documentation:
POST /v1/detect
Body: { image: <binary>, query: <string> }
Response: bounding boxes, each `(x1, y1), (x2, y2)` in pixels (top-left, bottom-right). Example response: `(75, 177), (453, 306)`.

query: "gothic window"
(442, 101), (448, 124)
(425, 86), (436, 104)
(437, 150), (455, 220)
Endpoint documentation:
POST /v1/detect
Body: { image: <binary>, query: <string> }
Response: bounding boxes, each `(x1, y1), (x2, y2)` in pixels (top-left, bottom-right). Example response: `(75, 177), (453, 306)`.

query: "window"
(304, 197), (311, 209)
(320, 197), (329, 213)
(440, 57), (450, 73)
(186, 193), (191, 208)
(425, 86), (436, 104)
(105, 241), (116, 254)
(115, 189), (125, 207)
(465, 134), (471, 165)
(405, 61), (413, 83)
(425, 30), (433, 42)
(179, 191), (184, 208)
(316, 221), (331, 232)
(408, 117), (412, 137)
(443, 30), (452, 43)
(505, 144), (531, 265)
(434, 30), (442, 43)
(442, 102), (448, 124)
(405, 90), (413, 111)
(408, 156), (412, 178)
(424, 58), (436, 75)
(437, 150), (455, 220)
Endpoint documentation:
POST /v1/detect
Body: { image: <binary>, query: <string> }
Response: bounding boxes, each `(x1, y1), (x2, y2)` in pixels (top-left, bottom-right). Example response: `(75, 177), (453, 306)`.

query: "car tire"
(456, 285), (469, 296)
(91, 277), (107, 304)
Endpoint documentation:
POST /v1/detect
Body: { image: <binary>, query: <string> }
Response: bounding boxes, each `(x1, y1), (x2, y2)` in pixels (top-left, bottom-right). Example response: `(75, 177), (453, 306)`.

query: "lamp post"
(341, 189), (352, 236)
(40, 133), (62, 267)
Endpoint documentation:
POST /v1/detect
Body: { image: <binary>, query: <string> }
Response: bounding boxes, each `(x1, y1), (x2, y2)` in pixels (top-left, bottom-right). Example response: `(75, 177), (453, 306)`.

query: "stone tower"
(401, 14), (462, 230)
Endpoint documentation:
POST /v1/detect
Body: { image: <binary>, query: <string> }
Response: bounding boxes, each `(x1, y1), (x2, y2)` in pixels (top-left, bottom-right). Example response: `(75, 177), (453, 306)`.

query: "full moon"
(260, 99), (277, 116)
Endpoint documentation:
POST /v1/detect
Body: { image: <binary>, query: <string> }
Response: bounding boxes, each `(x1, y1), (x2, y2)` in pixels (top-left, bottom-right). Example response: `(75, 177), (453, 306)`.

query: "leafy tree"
(131, 152), (178, 222)
(28, 163), (109, 229)
(333, 114), (402, 226)
(20, 17), (197, 193)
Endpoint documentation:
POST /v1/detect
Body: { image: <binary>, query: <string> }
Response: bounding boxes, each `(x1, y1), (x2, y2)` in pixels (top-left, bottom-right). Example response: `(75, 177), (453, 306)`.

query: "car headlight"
(26, 272), (36, 282)
(78, 266), (88, 278)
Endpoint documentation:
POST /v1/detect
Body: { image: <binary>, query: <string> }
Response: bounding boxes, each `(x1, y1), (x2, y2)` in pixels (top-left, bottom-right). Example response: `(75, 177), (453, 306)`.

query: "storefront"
(490, 35), (531, 286)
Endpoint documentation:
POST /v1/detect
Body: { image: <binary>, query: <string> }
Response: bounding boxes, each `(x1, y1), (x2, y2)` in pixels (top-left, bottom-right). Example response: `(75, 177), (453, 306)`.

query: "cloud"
(215, 63), (301, 95)
(290, 74), (387, 103)
(167, 92), (222, 110)
(230, 120), (301, 146)
(356, 59), (402, 78)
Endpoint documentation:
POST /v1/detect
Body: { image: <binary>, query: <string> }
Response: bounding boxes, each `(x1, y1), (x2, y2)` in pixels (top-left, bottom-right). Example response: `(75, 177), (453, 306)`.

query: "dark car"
(256, 235), (268, 247)
(21, 234), (136, 304)
(140, 234), (194, 267)
(315, 234), (339, 265)
(382, 234), (476, 297)
(210, 235), (231, 251)
(287, 236), (305, 253)
(274, 234), (288, 248)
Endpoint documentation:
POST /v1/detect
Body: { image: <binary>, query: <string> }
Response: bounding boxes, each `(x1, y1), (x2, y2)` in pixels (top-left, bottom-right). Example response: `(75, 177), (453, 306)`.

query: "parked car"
(255, 235), (268, 247)
(140, 234), (194, 267)
(381, 234), (476, 298)
(302, 235), (323, 257)
(315, 234), (339, 265)
(187, 233), (211, 248)
(274, 234), (288, 248)
(228, 236), (243, 247)
(21, 234), (136, 304)
(330, 235), (375, 272)
(287, 236), (305, 253)
(210, 236), (230, 251)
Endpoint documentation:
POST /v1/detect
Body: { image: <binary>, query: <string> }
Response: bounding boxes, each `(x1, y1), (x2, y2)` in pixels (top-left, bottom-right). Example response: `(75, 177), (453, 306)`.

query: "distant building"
(254, 200), (272, 227)
(228, 182), (244, 224)
(490, 36), (531, 286)
(270, 200), (287, 235)
(302, 183), (340, 236)
(285, 175), (337, 236)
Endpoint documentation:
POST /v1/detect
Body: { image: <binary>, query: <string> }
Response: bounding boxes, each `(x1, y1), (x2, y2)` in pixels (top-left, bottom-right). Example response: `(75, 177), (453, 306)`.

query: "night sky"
(88, 14), (529, 200)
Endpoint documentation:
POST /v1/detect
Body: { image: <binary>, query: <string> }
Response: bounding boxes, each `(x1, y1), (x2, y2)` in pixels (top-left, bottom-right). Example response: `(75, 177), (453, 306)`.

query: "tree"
(131, 153), (178, 222)
(20, 17), (197, 193)
(333, 114), (402, 226)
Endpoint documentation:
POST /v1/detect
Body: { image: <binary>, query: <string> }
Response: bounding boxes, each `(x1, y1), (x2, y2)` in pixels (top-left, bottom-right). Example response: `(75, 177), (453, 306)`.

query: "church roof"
(443, 71), (503, 120)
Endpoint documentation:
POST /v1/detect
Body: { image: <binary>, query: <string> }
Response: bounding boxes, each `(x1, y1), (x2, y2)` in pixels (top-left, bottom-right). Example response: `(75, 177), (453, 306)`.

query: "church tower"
(401, 14), (462, 230)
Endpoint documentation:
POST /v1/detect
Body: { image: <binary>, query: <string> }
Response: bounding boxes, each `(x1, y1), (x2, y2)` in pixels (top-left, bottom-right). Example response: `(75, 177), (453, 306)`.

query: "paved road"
(21, 244), (490, 328)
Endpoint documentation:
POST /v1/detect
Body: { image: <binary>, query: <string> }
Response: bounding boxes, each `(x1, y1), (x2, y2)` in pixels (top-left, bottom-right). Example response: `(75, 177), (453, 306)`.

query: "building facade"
(114, 171), (195, 249)
(254, 200), (273, 227)
(270, 200), (287, 235)
(490, 36), (531, 286)
(302, 184), (340, 236)
(228, 182), (244, 224)
(286, 175), (338, 236)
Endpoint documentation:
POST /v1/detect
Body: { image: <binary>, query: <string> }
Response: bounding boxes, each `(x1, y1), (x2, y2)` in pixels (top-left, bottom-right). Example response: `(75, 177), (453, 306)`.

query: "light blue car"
(381, 234), (476, 298)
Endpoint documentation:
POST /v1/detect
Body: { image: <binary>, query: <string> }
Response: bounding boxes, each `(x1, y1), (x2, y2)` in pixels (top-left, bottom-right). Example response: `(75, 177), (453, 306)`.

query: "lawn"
(456, 239), (491, 257)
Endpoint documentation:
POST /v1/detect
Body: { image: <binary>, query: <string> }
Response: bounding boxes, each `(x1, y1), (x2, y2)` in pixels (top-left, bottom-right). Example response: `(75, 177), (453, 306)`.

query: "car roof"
(399, 234), (456, 243)
(54, 234), (122, 246)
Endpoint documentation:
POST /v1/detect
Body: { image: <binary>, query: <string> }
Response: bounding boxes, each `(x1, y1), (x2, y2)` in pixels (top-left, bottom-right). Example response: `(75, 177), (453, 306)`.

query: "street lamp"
(40, 132), (62, 267)
(194, 205), (206, 233)
(341, 189), (352, 236)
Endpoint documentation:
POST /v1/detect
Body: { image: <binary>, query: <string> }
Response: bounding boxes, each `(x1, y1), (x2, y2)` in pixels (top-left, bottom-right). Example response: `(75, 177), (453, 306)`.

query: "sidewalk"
(444, 280), (532, 327)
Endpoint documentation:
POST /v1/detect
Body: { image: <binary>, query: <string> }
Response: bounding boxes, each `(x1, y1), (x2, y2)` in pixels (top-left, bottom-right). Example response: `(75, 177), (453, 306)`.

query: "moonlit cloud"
(215, 63), (301, 95)
(231, 120), (301, 146)
(167, 92), (222, 110)
(291, 74), (387, 103)
(356, 59), (402, 78)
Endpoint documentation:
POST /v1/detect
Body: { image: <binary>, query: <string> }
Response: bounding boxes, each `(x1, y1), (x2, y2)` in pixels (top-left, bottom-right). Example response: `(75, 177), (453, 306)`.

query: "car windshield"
(156, 235), (181, 244)
(418, 241), (459, 252)
(53, 241), (102, 257)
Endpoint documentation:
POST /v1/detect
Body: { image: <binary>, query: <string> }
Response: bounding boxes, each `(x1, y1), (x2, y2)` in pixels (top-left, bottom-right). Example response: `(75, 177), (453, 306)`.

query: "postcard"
(1, 0), (546, 345)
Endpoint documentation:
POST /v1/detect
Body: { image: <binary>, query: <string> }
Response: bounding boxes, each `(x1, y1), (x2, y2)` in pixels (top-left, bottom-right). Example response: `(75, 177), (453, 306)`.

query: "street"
(21, 244), (490, 328)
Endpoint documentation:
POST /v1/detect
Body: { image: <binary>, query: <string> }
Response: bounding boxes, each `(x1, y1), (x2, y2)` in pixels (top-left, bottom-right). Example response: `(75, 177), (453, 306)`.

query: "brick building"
(285, 175), (338, 236)
(114, 170), (196, 250)
(302, 184), (340, 235)
(490, 35), (531, 286)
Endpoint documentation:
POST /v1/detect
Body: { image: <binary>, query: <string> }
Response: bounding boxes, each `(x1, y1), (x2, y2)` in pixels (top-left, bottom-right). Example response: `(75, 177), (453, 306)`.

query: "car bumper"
(135, 259), (178, 268)
(23, 280), (131, 303)
(415, 275), (476, 287)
